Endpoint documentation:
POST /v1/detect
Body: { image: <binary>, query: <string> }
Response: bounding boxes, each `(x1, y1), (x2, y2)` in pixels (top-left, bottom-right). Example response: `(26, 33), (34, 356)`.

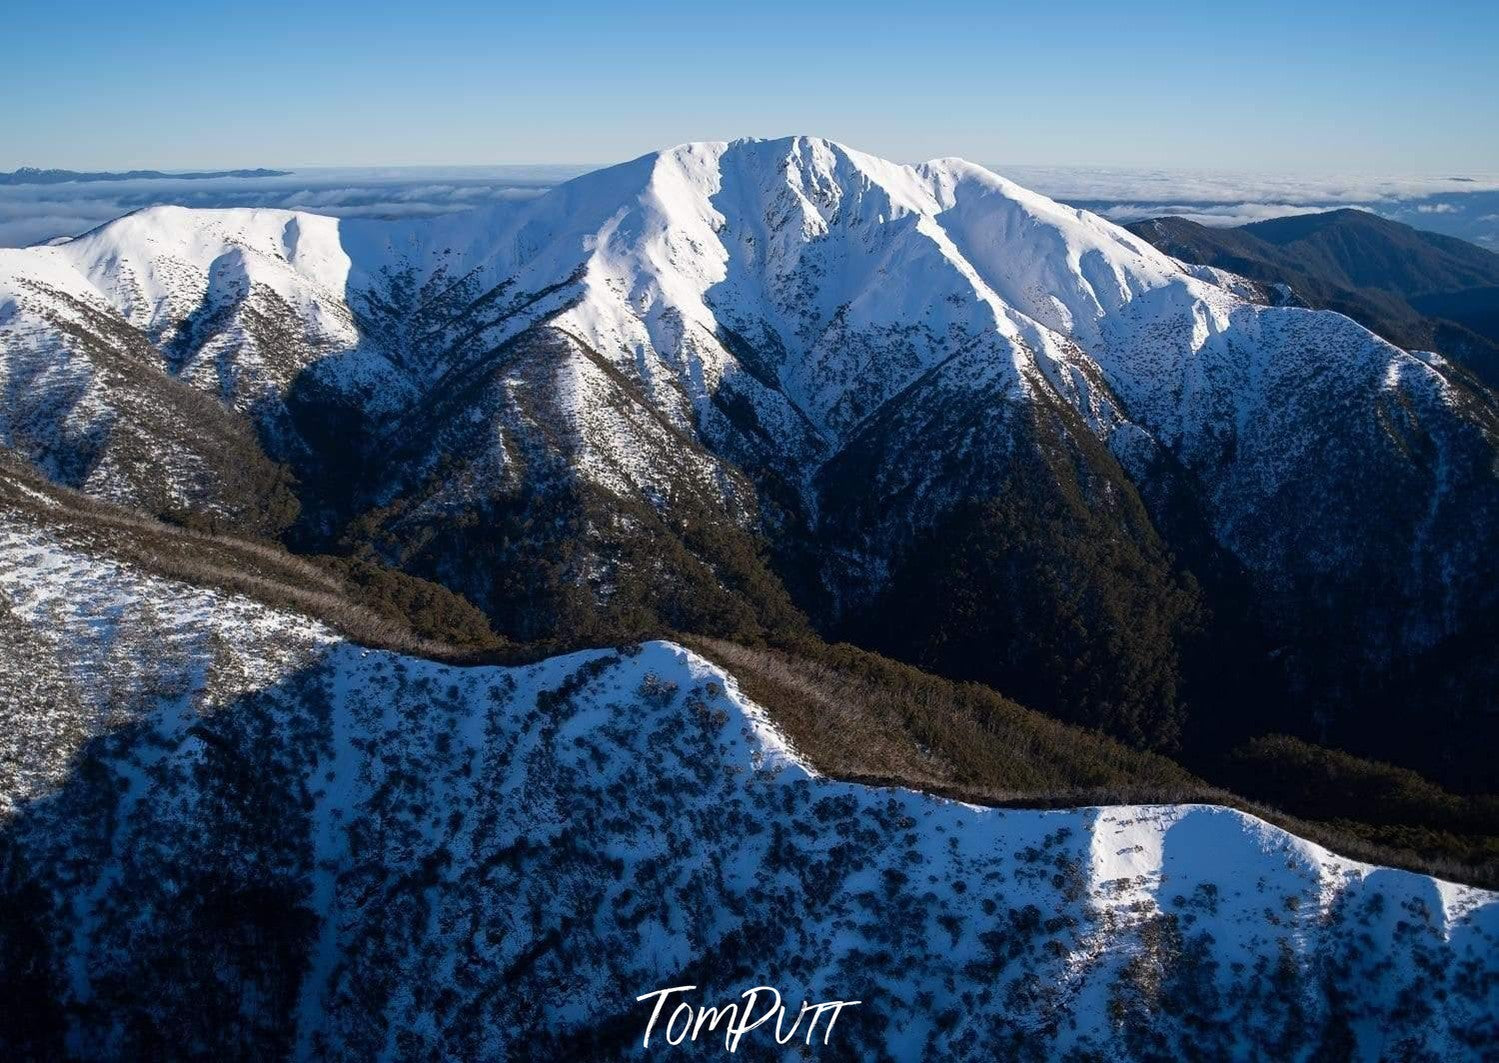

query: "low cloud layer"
(0, 166), (582, 248)
(1001, 164), (1499, 246)
(3, 162), (1497, 250)
(1094, 202), (1328, 227)
(996, 165), (1499, 205)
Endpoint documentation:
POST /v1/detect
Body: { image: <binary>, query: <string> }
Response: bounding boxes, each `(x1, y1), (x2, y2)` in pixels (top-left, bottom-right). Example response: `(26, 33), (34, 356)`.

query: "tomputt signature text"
(636, 984), (862, 1053)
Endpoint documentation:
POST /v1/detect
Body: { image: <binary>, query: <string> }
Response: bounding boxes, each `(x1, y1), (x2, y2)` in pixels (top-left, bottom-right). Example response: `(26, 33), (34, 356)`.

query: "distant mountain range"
(1127, 208), (1499, 387)
(0, 166), (290, 185)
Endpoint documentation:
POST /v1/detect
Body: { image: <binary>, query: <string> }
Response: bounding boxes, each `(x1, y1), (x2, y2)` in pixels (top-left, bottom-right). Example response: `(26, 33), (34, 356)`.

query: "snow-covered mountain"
(4, 136), (1492, 610)
(2, 136), (1496, 758)
(0, 492), (1494, 1059)
(3, 139), (1499, 1056)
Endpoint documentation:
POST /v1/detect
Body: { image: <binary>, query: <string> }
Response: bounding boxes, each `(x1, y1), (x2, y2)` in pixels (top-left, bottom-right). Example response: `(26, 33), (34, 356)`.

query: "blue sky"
(4, 0), (1497, 172)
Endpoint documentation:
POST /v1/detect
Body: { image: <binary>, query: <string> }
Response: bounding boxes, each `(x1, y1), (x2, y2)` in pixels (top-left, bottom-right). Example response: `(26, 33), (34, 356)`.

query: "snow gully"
(635, 984), (862, 1053)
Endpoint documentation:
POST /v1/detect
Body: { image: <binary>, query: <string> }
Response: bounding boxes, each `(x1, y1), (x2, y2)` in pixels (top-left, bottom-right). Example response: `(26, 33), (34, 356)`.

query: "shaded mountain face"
(2, 138), (1497, 778)
(0, 504), (1494, 1060)
(1126, 209), (1499, 388)
(1240, 209), (1499, 295)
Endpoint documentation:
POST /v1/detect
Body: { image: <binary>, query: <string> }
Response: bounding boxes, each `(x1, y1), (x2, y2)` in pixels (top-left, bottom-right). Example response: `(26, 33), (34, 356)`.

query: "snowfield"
(0, 513), (1494, 1059)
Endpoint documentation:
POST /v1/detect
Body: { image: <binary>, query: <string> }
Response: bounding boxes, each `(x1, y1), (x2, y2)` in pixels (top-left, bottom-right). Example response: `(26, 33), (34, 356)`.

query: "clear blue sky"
(5, 0), (1496, 172)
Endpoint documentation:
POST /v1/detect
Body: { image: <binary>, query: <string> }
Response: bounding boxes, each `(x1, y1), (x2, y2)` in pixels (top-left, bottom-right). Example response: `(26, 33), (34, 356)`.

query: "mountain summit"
(2, 136), (1497, 766)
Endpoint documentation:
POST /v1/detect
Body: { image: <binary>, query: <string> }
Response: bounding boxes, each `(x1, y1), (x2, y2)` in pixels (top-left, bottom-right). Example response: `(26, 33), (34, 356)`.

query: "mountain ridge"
(0, 500), (1494, 1058)
(1126, 208), (1499, 387)
(0, 166), (291, 186)
(3, 136), (1499, 1058)
(2, 136), (1497, 780)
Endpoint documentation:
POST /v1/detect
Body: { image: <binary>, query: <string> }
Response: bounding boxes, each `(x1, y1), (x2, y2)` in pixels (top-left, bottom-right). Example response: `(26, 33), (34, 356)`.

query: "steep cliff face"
(0, 506), (1494, 1060)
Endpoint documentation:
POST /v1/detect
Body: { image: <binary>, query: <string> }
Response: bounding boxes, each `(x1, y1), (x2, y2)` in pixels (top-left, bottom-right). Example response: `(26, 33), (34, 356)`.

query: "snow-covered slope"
(3, 139), (1493, 635)
(486, 139), (1496, 630)
(0, 208), (359, 416)
(2, 135), (1497, 772)
(0, 506), (1494, 1060)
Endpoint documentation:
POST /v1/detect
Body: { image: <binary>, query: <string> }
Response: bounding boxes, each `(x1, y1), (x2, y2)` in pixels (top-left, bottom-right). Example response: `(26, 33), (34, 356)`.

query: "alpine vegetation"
(0, 511), (1494, 1059)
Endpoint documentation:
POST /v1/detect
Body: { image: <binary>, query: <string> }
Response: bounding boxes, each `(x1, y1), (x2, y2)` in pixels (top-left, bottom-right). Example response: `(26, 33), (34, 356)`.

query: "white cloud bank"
(2, 162), (1497, 248)
(996, 165), (1499, 207)
(0, 166), (578, 247)
(996, 165), (1499, 242)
